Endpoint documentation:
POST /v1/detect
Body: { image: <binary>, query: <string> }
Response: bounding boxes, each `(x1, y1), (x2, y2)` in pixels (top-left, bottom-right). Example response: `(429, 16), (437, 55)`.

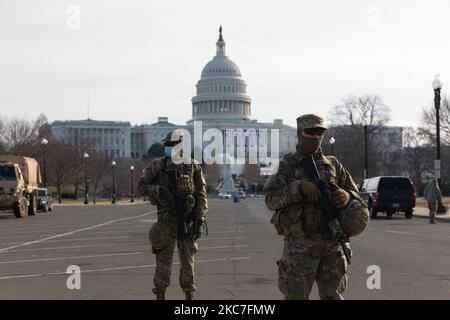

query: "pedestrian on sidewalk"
(423, 178), (442, 224)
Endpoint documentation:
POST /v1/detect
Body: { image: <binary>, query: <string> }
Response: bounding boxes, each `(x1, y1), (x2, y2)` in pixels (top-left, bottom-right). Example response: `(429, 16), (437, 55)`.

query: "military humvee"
(0, 156), (42, 218)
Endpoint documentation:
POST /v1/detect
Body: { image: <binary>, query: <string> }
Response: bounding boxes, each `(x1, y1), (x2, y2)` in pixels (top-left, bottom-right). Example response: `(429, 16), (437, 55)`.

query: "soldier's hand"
(298, 180), (321, 205)
(331, 187), (350, 209)
(159, 186), (173, 202)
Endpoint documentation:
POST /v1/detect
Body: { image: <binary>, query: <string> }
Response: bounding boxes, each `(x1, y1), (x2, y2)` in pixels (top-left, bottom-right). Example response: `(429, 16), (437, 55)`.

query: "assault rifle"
(302, 155), (352, 265)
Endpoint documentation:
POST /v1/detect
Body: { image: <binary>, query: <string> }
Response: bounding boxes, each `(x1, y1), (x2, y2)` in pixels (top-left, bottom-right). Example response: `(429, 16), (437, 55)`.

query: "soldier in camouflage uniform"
(264, 114), (369, 300)
(138, 130), (208, 300)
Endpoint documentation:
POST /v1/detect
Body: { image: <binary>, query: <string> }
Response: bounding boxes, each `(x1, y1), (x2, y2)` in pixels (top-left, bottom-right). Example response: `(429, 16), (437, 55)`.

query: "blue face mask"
(165, 147), (174, 158)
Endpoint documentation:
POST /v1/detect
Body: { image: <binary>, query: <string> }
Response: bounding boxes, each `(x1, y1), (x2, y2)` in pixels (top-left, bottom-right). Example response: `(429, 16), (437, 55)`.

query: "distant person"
(423, 178), (442, 224)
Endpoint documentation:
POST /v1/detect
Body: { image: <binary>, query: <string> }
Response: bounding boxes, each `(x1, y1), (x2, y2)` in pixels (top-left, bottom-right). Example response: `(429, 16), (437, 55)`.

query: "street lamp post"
(83, 152), (89, 204)
(364, 125), (368, 179)
(329, 137), (335, 156)
(130, 165), (135, 203)
(112, 161), (117, 204)
(41, 138), (48, 187)
(433, 74), (443, 186)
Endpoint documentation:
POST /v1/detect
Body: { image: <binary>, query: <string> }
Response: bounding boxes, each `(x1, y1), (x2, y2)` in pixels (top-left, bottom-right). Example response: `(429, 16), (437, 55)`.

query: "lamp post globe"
(83, 152), (89, 204)
(130, 165), (135, 203)
(111, 161), (117, 204)
(41, 138), (48, 187)
(329, 137), (335, 156)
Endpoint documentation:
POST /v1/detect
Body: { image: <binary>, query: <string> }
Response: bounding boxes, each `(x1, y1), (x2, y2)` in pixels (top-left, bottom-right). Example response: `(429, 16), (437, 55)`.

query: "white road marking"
(0, 256), (252, 280)
(0, 210), (156, 253)
(0, 252), (143, 264)
(0, 242), (148, 253)
(384, 229), (450, 239)
(384, 230), (416, 235)
(0, 245), (248, 263)
(0, 236), (133, 245)
(197, 236), (246, 241)
(206, 230), (246, 234)
(175, 244), (248, 252)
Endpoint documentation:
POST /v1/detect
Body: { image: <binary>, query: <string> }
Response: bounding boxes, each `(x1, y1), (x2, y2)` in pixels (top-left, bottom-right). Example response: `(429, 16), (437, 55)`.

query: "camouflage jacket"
(264, 149), (363, 238)
(423, 181), (442, 203)
(137, 157), (208, 221)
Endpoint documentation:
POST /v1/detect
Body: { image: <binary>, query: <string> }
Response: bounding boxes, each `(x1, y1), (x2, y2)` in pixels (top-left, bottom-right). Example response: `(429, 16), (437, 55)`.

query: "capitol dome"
(200, 56), (242, 78)
(191, 27), (252, 122)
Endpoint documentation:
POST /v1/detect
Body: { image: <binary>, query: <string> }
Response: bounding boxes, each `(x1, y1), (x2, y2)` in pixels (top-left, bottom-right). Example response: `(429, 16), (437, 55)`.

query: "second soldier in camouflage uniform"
(264, 114), (369, 300)
(138, 130), (208, 300)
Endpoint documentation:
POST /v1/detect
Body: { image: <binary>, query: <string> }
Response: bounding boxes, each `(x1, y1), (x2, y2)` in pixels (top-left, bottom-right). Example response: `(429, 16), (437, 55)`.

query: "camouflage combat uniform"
(138, 156), (208, 295)
(423, 179), (442, 223)
(264, 114), (367, 300)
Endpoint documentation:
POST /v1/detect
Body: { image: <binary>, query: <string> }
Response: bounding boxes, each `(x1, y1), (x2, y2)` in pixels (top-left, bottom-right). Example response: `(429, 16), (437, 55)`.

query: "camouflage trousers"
(151, 218), (198, 294)
(277, 235), (348, 300)
(428, 201), (437, 222)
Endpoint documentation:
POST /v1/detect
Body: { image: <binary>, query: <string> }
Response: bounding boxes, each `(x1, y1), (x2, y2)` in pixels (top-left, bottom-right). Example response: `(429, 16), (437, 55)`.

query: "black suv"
(359, 176), (416, 219)
(37, 188), (53, 212)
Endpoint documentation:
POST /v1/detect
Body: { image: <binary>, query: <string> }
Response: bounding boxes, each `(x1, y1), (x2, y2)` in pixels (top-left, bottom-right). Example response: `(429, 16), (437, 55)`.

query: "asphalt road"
(0, 199), (449, 300)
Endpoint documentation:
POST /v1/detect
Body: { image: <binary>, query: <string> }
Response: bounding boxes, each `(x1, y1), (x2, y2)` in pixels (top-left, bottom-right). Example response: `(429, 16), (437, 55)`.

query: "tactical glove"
(191, 218), (208, 241)
(331, 187), (350, 209)
(298, 180), (321, 205)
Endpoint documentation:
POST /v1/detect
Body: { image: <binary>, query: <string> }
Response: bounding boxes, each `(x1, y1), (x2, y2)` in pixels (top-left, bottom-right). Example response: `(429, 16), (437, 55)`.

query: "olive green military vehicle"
(0, 156), (42, 218)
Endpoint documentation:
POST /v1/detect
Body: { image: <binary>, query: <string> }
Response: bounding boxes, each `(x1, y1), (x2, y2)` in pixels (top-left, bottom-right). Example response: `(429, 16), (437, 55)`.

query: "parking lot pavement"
(1, 199), (450, 299)
(0, 200), (281, 300)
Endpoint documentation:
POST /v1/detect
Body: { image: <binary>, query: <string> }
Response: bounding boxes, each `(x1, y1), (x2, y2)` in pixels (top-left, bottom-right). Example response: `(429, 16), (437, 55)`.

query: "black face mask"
(297, 134), (323, 155)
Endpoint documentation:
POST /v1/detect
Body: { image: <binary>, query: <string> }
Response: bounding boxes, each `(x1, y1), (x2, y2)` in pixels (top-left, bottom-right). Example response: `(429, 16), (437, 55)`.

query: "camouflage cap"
(296, 114), (327, 131)
(162, 129), (184, 145)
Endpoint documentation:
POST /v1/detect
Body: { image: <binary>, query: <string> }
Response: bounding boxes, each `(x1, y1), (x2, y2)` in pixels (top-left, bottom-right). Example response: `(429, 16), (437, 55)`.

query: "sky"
(1, 0), (450, 129)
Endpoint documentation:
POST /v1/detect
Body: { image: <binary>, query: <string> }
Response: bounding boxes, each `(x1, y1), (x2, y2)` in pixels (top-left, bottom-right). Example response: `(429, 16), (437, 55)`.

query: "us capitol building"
(51, 28), (298, 159)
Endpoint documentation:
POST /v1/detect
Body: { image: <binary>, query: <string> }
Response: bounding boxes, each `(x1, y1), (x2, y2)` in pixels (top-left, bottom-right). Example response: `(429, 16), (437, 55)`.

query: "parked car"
(218, 192), (232, 199)
(359, 176), (416, 219)
(37, 188), (53, 212)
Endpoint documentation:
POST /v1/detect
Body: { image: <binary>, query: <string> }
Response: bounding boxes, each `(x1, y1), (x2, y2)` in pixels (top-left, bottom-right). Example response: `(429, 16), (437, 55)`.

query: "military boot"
(185, 291), (195, 300)
(156, 292), (165, 300)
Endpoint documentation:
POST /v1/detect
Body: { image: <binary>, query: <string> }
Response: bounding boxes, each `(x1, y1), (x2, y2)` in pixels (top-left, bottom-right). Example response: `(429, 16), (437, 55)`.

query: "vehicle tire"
(386, 209), (394, 218)
(370, 206), (378, 219)
(28, 194), (37, 216)
(13, 198), (28, 218)
(405, 208), (413, 219)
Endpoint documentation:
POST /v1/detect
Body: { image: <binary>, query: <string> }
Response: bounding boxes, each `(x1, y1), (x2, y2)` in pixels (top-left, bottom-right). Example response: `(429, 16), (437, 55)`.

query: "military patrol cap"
(296, 114), (328, 131)
(162, 129), (184, 146)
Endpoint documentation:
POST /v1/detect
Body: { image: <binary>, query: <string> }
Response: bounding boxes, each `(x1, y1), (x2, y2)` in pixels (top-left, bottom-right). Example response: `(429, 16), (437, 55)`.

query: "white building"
(51, 119), (131, 158)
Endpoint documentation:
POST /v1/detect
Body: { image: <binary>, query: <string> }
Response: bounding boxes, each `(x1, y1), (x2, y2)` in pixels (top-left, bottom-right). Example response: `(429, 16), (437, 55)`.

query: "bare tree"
(48, 142), (79, 203)
(0, 114), (48, 155)
(401, 127), (434, 194)
(89, 153), (112, 204)
(422, 96), (450, 144)
(328, 94), (392, 181)
(331, 94), (391, 132)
